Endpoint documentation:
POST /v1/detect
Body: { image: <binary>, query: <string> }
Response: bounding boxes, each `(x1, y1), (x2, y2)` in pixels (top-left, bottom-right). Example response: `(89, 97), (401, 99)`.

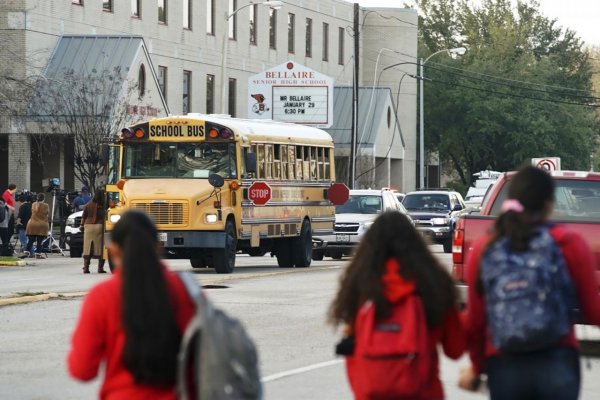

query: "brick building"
(0, 0), (417, 192)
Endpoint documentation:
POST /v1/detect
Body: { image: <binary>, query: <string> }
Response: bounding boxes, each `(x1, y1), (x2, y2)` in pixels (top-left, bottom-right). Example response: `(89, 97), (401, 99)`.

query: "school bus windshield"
(122, 142), (237, 179)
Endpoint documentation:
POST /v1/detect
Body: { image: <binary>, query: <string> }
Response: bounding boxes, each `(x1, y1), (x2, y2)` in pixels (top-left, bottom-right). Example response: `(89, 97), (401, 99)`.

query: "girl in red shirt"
(67, 211), (195, 400)
(329, 211), (466, 400)
(460, 166), (600, 399)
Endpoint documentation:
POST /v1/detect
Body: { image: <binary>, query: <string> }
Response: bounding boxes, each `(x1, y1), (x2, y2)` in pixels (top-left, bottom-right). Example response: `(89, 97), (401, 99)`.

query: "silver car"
(312, 189), (409, 260)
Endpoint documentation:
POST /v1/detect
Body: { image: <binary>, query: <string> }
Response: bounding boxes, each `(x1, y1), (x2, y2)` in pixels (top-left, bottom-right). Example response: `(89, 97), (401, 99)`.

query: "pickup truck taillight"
(452, 219), (465, 281)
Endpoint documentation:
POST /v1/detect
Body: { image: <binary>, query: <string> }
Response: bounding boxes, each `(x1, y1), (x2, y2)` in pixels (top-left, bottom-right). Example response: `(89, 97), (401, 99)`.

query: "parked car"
(64, 210), (83, 258)
(312, 188), (410, 260)
(402, 189), (465, 253)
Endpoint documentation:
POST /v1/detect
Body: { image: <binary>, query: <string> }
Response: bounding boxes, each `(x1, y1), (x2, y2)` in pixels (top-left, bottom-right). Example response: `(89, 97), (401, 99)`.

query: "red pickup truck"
(452, 170), (600, 302)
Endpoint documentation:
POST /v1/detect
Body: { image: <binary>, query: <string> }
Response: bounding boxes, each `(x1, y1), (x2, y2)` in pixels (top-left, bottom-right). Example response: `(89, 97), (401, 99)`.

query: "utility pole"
(351, 2), (359, 189)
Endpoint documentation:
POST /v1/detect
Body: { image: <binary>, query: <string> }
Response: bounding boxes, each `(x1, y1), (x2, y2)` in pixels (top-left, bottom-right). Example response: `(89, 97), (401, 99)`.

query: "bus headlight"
(109, 214), (122, 224)
(205, 213), (218, 224)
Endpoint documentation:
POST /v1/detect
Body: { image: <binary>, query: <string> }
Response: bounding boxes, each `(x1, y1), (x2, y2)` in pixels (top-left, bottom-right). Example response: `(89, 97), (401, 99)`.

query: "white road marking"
(261, 359), (343, 383)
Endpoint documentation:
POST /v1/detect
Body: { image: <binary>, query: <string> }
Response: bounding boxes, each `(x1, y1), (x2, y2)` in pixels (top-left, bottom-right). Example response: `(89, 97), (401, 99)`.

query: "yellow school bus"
(104, 114), (348, 273)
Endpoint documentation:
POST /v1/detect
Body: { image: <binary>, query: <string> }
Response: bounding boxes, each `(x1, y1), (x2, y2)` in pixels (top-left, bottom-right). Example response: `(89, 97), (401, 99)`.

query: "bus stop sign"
(248, 181), (272, 206)
(328, 183), (350, 205)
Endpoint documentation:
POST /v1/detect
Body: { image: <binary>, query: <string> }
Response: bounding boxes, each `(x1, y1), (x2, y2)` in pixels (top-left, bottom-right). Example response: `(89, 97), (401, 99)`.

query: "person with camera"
(23, 193), (49, 259)
(72, 186), (91, 212)
(16, 194), (33, 253)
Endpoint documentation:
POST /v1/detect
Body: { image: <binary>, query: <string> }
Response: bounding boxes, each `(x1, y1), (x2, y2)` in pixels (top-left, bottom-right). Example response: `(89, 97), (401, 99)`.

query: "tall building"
(0, 0), (417, 193)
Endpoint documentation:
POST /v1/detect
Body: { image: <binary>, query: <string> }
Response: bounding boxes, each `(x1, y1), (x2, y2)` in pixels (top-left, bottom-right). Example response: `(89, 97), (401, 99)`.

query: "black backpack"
(176, 272), (262, 400)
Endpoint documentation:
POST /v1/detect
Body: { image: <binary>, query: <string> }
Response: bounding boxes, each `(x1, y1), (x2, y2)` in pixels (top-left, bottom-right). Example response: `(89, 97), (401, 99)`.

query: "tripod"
(41, 189), (65, 257)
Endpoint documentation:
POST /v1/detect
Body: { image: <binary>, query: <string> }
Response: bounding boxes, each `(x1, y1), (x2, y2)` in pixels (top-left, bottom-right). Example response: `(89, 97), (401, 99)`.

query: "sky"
(351, 0), (600, 48)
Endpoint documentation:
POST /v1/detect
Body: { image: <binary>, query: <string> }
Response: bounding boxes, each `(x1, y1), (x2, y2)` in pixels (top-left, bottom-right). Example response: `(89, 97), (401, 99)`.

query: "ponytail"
(113, 211), (181, 386)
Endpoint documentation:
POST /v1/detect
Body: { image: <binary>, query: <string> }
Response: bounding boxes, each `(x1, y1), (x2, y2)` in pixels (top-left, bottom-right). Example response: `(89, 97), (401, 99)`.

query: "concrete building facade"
(0, 0), (417, 193)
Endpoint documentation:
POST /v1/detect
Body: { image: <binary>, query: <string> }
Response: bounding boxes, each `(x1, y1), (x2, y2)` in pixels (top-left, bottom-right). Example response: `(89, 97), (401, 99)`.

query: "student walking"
(460, 166), (600, 400)
(68, 210), (195, 399)
(329, 211), (465, 400)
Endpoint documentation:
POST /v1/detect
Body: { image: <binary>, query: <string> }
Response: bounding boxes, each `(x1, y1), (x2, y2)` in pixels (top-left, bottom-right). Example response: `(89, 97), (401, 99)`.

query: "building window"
(131, 0), (140, 17)
(228, 78), (237, 117)
(103, 0), (112, 12)
(158, 0), (167, 24)
(269, 9), (277, 49)
(207, 0), (215, 35)
(138, 65), (146, 98)
(322, 23), (329, 61)
(183, 71), (191, 114)
(305, 18), (312, 58)
(249, 4), (257, 45)
(287, 13), (295, 53)
(206, 74), (214, 114)
(338, 27), (344, 65)
(158, 66), (167, 100)
(183, 0), (191, 29)
(228, 0), (237, 40)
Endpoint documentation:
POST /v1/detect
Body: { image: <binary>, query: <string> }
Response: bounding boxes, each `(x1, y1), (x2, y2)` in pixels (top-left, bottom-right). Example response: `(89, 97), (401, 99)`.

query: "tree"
(415, 0), (600, 186)
(29, 67), (145, 192)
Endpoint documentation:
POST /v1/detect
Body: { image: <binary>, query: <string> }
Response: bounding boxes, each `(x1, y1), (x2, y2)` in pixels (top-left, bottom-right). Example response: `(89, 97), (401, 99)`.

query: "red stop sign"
(328, 182), (349, 205)
(248, 181), (272, 206)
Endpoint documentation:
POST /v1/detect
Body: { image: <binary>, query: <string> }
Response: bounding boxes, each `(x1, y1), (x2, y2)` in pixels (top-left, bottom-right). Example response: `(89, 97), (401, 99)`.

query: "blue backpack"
(481, 226), (577, 353)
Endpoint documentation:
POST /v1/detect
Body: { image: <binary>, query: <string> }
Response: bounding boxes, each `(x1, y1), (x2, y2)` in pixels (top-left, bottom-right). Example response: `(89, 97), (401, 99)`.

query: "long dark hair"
(328, 211), (457, 329)
(112, 211), (181, 386)
(490, 165), (555, 251)
(92, 188), (105, 207)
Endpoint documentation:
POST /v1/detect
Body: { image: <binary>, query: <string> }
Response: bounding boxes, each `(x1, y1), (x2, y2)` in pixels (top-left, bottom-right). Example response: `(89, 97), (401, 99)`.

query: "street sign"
(248, 181), (272, 206)
(247, 61), (334, 128)
(328, 182), (350, 205)
(532, 157), (561, 172)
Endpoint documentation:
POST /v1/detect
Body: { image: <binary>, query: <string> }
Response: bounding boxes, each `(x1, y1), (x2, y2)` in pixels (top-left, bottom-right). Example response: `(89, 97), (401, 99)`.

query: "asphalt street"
(1, 247), (599, 399)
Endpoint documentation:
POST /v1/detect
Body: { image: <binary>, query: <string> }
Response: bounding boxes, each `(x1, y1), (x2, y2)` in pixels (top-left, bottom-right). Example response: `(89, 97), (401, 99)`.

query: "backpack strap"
(176, 272), (206, 400)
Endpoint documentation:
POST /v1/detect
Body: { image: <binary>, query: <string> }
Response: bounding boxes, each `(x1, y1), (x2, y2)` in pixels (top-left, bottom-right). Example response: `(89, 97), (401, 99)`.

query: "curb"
(0, 260), (26, 267)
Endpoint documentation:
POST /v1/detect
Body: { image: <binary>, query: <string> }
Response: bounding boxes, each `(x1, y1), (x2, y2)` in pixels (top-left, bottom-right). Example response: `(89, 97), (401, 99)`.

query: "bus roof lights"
(209, 128), (219, 138)
(220, 128), (232, 139)
(116, 179), (126, 190)
(134, 128), (145, 138)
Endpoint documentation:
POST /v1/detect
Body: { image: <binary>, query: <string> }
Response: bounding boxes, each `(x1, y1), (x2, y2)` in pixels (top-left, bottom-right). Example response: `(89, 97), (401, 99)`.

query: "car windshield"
(336, 195), (382, 214)
(403, 194), (450, 211)
(122, 142), (237, 179)
(490, 178), (600, 221)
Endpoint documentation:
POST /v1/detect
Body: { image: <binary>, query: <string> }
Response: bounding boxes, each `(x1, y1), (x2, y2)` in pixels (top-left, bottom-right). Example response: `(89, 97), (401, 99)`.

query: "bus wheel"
(213, 221), (237, 274)
(292, 220), (312, 268)
(247, 248), (266, 257)
(276, 239), (293, 268)
(190, 258), (206, 268)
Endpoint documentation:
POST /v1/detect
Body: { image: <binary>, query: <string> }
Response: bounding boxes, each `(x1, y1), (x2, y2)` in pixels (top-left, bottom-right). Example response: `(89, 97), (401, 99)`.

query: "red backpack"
(346, 294), (432, 399)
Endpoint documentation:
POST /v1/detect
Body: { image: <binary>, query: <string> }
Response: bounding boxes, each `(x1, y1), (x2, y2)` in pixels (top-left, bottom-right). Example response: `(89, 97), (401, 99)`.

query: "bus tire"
(247, 248), (266, 257)
(190, 258), (206, 268)
(292, 219), (312, 268)
(276, 239), (293, 268)
(213, 220), (237, 274)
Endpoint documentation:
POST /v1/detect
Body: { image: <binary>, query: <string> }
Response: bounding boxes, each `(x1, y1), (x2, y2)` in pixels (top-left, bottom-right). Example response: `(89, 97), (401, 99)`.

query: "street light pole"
(219, 1), (283, 115)
(419, 47), (466, 188)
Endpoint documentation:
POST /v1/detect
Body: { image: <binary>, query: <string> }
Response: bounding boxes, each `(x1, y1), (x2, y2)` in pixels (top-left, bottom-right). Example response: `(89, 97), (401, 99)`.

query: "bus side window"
(288, 145), (296, 179)
(317, 147), (324, 181)
(256, 144), (265, 178)
(302, 146), (310, 180)
(296, 146), (303, 180)
(273, 144), (281, 180)
(265, 144), (273, 179)
(280, 145), (288, 180)
(310, 146), (317, 180)
(323, 148), (331, 180)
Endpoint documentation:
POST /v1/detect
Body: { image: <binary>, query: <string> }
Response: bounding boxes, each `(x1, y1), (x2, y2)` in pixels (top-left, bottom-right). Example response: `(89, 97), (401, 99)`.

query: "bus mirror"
(100, 144), (109, 164)
(208, 173), (225, 188)
(245, 152), (257, 173)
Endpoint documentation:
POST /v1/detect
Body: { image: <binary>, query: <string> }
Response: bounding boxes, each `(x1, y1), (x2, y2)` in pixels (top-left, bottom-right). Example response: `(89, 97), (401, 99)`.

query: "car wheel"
(331, 252), (343, 260)
(213, 220), (237, 274)
(443, 239), (452, 253)
(292, 220), (312, 268)
(247, 248), (266, 257)
(70, 247), (82, 258)
(190, 258), (207, 268)
(312, 250), (324, 261)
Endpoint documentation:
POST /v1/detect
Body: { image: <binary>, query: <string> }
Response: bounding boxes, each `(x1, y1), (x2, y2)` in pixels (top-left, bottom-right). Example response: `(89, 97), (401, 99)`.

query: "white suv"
(64, 210), (83, 257)
(312, 189), (409, 260)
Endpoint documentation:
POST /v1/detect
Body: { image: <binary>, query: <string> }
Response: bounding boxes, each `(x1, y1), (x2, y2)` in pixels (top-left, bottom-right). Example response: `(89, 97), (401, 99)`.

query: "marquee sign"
(247, 61), (334, 128)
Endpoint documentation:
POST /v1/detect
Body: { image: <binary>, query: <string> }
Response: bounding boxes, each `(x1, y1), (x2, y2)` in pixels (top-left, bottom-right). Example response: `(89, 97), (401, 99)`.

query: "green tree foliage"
(416, 0), (599, 185)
